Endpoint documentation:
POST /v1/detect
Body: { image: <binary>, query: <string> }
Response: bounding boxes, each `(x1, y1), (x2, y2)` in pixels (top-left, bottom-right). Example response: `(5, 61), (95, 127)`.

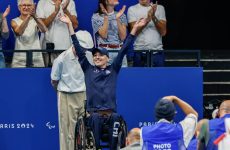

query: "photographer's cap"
(155, 98), (176, 121)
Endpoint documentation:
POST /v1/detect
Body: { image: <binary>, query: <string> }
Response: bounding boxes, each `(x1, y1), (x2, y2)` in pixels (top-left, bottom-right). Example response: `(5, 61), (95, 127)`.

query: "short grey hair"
(17, 0), (34, 6)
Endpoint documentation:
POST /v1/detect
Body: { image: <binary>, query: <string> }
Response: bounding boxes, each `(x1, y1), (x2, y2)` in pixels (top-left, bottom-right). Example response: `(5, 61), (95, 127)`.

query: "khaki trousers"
(58, 91), (86, 150)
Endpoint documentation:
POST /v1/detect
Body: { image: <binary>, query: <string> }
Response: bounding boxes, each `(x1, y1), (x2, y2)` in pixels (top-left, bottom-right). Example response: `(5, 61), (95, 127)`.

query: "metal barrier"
(0, 49), (201, 67)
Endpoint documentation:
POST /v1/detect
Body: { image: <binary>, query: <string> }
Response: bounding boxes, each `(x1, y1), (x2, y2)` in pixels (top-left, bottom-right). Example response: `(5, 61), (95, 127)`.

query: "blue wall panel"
(0, 68), (59, 150)
(117, 67), (203, 130)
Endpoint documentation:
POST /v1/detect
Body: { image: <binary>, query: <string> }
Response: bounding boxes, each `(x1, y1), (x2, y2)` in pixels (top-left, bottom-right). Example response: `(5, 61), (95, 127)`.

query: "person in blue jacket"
(60, 14), (148, 150)
(141, 95), (198, 150)
(198, 100), (230, 150)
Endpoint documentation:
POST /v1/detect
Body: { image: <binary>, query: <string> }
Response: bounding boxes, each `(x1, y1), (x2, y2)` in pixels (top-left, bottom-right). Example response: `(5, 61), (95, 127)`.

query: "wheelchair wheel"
(117, 118), (128, 149)
(85, 130), (96, 150)
(75, 117), (86, 150)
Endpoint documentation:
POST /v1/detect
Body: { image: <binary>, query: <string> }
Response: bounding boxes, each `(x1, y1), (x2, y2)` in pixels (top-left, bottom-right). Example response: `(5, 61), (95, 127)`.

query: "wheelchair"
(74, 109), (127, 150)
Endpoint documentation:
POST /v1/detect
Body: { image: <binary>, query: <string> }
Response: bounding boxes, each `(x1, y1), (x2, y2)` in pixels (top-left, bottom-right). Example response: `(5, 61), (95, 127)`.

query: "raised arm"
(11, 15), (31, 36)
(96, 4), (109, 39)
(62, 0), (78, 29)
(116, 5), (127, 41)
(162, 95), (198, 117)
(59, 15), (90, 70)
(1, 5), (10, 39)
(30, 4), (47, 33)
(113, 18), (148, 69)
(59, 15), (84, 57)
(40, 0), (61, 28)
(148, 3), (167, 36)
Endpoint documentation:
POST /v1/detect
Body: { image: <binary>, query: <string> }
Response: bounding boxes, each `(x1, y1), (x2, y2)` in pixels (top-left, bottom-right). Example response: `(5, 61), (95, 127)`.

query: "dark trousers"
(133, 51), (165, 67)
(89, 112), (120, 150)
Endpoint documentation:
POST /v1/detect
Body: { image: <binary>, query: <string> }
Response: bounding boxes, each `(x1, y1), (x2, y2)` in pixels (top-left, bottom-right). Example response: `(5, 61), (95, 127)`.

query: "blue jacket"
(142, 122), (186, 150)
(71, 34), (135, 112)
(206, 114), (230, 150)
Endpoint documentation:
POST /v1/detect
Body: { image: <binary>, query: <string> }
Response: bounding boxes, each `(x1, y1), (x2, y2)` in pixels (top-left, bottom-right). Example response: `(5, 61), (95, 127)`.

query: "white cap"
(75, 30), (94, 49)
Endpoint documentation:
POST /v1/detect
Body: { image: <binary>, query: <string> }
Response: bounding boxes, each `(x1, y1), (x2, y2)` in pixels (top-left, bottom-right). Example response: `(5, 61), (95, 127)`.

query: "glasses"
(20, 4), (33, 8)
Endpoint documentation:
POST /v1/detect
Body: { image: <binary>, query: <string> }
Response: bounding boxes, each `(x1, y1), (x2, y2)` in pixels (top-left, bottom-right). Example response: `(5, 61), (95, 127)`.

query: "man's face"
(139, 0), (150, 6)
(219, 100), (230, 117)
(19, 0), (33, 15)
(93, 52), (109, 68)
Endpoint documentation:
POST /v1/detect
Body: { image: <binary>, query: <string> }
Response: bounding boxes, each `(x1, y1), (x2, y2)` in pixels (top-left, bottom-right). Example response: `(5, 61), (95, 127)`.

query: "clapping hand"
(55, 0), (62, 13)
(62, 0), (70, 11)
(2, 5), (10, 19)
(100, 3), (108, 15)
(59, 14), (71, 25)
(116, 5), (126, 19)
(148, 3), (157, 19)
(29, 3), (36, 18)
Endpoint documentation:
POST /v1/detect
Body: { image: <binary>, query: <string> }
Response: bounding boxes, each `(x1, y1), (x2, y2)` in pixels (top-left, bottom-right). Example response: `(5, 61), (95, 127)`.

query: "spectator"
(11, 0), (47, 68)
(0, 5), (10, 68)
(92, 0), (128, 67)
(60, 14), (148, 150)
(187, 119), (208, 150)
(198, 100), (230, 150)
(141, 95), (198, 150)
(121, 128), (142, 150)
(127, 0), (167, 67)
(36, 0), (78, 67)
(51, 30), (94, 150)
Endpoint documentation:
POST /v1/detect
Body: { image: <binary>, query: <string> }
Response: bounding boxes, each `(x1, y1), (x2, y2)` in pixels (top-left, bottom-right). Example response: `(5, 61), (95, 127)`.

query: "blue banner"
(0, 67), (203, 150)
(117, 67), (203, 129)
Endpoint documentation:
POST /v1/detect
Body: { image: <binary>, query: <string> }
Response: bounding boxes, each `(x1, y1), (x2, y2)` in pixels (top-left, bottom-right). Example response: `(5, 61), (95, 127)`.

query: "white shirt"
(36, 0), (77, 50)
(12, 17), (44, 67)
(140, 113), (197, 148)
(51, 47), (93, 92)
(127, 3), (166, 50)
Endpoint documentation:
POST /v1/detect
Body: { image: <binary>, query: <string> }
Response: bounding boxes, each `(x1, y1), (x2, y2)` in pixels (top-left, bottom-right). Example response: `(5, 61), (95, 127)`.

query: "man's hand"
(62, 0), (70, 11)
(148, 3), (157, 20)
(116, 5), (126, 19)
(2, 5), (10, 19)
(55, 0), (62, 13)
(51, 80), (59, 92)
(100, 3), (108, 15)
(59, 14), (71, 25)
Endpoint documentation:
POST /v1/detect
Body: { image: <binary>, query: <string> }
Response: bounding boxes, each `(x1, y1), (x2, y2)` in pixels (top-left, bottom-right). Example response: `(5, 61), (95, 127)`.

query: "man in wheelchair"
(60, 13), (148, 150)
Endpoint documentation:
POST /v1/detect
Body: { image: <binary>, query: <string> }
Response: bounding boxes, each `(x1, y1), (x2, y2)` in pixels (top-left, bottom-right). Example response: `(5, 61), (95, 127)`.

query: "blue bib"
(142, 122), (186, 150)
(206, 114), (230, 150)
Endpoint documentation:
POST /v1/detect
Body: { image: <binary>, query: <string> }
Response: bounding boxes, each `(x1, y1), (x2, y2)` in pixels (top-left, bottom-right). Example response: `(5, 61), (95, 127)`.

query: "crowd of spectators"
(0, 0), (167, 68)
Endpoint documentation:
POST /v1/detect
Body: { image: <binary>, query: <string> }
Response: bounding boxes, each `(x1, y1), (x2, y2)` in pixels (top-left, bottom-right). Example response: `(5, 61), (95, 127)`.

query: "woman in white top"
(11, 0), (47, 68)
